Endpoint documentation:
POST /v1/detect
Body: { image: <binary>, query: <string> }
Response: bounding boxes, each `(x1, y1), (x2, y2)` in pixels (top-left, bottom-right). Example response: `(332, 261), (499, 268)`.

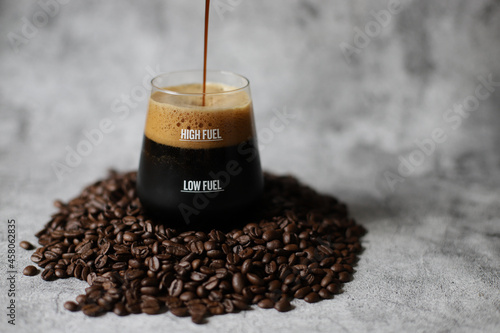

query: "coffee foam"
(144, 83), (255, 149)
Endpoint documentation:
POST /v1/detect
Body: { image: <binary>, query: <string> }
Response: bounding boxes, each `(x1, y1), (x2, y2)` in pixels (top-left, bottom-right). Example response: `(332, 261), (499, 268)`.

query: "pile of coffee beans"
(22, 171), (366, 323)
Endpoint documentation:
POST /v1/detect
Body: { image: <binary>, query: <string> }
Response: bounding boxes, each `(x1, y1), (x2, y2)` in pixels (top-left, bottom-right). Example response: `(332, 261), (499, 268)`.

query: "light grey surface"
(1, 0), (500, 332)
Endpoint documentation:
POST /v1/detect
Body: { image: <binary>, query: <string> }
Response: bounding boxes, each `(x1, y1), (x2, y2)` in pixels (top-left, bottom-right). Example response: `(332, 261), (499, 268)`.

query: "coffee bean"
(140, 286), (159, 295)
(338, 272), (352, 283)
(123, 232), (138, 242)
(304, 292), (320, 303)
(268, 279), (281, 292)
(326, 283), (340, 294)
(23, 171), (365, 324)
(169, 279), (183, 297)
(257, 298), (274, 309)
(239, 247), (254, 260)
(82, 304), (104, 317)
(95, 254), (108, 269)
(141, 298), (161, 314)
(246, 273), (264, 286)
(189, 303), (207, 324)
(190, 271), (207, 282)
(241, 259), (252, 275)
(283, 273), (295, 285)
(262, 230), (280, 242)
(232, 272), (245, 293)
(97, 298), (113, 311)
(23, 265), (38, 276)
(203, 278), (219, 291)
(275, 298), (292, 312)
(170, 307), (189, 317)
(64, 301), (79, 312)
(20, 241), (35, 250)
(55, 269), (67, 278)
(231, 299), (249, 310)
(41, 268), (55, 281)
(126, 303), (142, 314)
(266, 239), (283, 251)
(294, 286), (312, 299)
(113, 302), (129, 316)
(332, 263), (344, 273)
(319, 288), (332, 299)
(208, 303), (225, 315)
(249, 285), (266, 294)
(76, 294), (87, 304)
(125, 269), (145, 281)
(222, 299), (235, 313)
(30, 252), (43, 263)
(179, 291), (196, 302)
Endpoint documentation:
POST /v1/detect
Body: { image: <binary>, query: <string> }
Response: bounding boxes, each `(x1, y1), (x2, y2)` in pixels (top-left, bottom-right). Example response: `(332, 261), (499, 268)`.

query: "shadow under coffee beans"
(22, 170), (366, 324)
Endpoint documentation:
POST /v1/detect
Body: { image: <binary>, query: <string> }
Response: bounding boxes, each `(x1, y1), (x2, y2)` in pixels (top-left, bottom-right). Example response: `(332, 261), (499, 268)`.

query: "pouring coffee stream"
(203, 0), (210, 106)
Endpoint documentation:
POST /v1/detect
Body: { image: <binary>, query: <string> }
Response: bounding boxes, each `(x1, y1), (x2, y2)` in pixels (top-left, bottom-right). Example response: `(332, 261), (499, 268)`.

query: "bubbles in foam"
(144, 83), (255, 149)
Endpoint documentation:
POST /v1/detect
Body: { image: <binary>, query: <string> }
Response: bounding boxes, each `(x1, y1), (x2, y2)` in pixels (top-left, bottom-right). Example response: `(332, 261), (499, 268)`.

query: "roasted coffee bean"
(55, 269), (67, 278)
(97, 298), (113, 311)
(148, 256), (160, 272)
(23, 171), (365, 324)
(208, 303), (225, 315)
(242, 259), (253, 275)
(257, 298), (274, 309)
(338, 271), (352, 283)
(141, 277), (158, 287)
(125, 269), (145, 281)
(203, 278), (219, 291)
(232, 299), (249, 310)
(141, 286), (159, 295)
(141, 298), (161, 315)
(179, 291), (196, 302)
(82, 304), (104, 317)
(304, 292), (320, 303)
(294, 286), (312, 299)
(20, 241), (35, 250)
(209, 290), (224, 302)
(64, 301), (79, 312)
(319, 288), (332, 299)
(23, 265), (38, 276)
(170, 307), (189, 317)
(332, 263), (344, 273)
(95, 254), (108, 269)
(266, 240), (283, 251)
(123, 232), (138, 242)
(222, 299), (235, 313)
(246, 273), (265, 286)
(169, 279), (183, 297)
(262, 230), (280, 242)
(41, 268), (55, 281)
(30, 252), (43, 263)
(326, 283), (340, 294)
(75, 294), (87, 304)
(190, 271), (207, 282)
(113, 302), (129, 316)
(274, 298), (292, 312)
(189, 303), (207, 324)
(321, 274), (333, 288)
(232, 272), (245, 293)
(126, 303), (142, 314)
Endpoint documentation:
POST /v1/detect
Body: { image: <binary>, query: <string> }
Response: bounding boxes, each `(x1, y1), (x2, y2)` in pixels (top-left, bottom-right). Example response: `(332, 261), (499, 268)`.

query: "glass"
(137, 70), (263, 230)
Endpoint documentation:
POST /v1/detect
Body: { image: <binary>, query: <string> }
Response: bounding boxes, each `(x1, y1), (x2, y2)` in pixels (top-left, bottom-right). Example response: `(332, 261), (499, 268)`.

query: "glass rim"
(151, 70), (250, 96)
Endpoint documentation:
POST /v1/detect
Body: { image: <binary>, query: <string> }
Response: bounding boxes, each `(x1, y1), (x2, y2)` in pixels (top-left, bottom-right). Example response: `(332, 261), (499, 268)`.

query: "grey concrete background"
(1, 0), (500, 332)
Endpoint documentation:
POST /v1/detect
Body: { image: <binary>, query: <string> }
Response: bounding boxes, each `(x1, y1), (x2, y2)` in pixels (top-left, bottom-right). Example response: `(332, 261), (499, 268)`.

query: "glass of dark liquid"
(137, 70), (263, 230)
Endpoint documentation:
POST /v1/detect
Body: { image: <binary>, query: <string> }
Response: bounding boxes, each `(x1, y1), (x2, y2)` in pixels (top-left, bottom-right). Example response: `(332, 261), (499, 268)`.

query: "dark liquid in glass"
(137, 135), (263, 230)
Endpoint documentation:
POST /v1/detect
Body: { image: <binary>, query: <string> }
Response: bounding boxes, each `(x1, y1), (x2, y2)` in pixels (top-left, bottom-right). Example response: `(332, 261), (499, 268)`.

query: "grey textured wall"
(1, 1), (499, 332)
(1, 0), (500, 193)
